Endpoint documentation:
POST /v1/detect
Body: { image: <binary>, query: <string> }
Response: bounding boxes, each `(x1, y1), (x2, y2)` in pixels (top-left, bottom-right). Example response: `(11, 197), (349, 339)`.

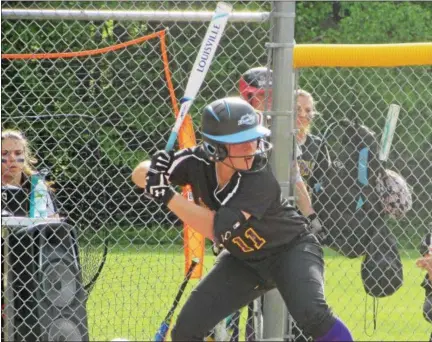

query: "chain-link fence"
(1, 1), (431, 341)
(298, 65), (431, 341)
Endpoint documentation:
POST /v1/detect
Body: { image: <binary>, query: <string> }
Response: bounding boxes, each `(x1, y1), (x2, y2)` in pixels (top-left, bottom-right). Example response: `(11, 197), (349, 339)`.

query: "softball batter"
(132, 97), (353, 341)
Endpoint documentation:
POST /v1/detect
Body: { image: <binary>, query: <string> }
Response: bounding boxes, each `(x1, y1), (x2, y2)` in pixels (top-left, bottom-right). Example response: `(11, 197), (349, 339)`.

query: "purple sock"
(316, 317), (353, 342)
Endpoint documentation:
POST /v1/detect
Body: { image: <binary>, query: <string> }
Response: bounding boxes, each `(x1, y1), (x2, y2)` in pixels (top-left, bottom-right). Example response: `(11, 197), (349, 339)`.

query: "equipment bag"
(313, 120), (385, 258)
(361, 223), (403, 297)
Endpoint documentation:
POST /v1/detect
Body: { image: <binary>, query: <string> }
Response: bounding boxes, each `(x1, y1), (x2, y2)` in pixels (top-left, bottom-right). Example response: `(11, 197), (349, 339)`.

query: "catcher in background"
(132, 96), (353, 341)
(239, 67), (325, 234)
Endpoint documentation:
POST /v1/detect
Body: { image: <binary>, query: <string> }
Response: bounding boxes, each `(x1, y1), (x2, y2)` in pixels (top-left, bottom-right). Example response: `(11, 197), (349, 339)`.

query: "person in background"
(2, 129), (60, 342)
(417, 232), (432, 341)
(239, 67), (327, 234)
(1, 129), (57, 217)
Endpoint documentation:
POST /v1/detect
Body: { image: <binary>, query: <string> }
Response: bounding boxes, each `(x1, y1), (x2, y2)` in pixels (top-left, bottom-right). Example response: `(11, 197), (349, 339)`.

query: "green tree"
(324, 2), (432, 43)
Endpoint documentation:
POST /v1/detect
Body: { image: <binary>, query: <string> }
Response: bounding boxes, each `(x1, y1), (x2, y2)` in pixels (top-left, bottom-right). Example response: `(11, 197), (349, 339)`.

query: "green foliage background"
(81, 246), (429, 341)
(1, 1), (431, 244)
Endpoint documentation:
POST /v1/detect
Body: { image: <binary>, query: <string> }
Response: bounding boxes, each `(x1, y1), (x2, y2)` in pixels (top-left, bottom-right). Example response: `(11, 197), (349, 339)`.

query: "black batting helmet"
(201, 97), (271, 165)
(239, 67), (272, 104)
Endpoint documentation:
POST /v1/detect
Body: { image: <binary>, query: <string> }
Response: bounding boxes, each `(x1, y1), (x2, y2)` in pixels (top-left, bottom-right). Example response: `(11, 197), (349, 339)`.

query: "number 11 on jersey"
(232, 228), (266, 253)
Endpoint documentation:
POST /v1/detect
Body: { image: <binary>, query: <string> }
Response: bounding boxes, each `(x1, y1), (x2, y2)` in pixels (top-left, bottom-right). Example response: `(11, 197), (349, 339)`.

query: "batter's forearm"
(295, 179), (315, 217)
(168, 193), (215, 241)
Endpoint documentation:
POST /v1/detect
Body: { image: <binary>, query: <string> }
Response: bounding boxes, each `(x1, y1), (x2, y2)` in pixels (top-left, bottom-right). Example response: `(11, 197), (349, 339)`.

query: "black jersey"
(297, 134), (329, 191)
(168, 146), (308, 259)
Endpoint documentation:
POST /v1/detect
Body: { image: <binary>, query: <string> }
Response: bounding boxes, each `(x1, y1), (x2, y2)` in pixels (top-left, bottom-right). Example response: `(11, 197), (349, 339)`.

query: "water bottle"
(29, 172), (48, 218)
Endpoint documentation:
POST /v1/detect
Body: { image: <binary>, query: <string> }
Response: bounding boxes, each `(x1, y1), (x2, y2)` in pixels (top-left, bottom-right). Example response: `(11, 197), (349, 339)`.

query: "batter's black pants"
(171, 233), (336, 341)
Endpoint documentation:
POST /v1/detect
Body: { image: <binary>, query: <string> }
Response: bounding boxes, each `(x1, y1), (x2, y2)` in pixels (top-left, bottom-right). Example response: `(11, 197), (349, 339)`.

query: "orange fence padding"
(160, 31), (205, 280)
(294, 42), (432, 68)
(2, 30), (205, 279)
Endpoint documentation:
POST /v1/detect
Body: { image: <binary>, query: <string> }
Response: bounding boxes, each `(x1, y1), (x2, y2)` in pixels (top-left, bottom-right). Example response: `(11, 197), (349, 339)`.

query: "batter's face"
(224, 140), (258, 171)
(1, 138), (25, 178)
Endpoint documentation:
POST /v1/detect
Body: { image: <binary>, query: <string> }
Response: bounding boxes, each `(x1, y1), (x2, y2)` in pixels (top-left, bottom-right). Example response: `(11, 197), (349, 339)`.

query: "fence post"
(262, 1), (296, 341)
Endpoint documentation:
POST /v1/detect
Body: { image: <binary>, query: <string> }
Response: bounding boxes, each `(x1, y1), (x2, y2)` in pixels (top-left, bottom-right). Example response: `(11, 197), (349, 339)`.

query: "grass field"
(85, 245), (430, 341)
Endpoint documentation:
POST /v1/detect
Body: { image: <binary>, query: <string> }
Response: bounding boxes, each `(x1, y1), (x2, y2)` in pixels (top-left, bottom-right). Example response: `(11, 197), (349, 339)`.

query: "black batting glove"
(307, 213), (327, 243)
(307, 213), (323, 234)
(212, 242), (224, 256)
(151, 150), (174, 174)
(145, 169), (176, 205)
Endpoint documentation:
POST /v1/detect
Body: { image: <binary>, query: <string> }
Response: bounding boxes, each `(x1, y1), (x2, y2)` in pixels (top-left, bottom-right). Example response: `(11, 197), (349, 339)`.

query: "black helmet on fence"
(201, 97), (272, 169)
